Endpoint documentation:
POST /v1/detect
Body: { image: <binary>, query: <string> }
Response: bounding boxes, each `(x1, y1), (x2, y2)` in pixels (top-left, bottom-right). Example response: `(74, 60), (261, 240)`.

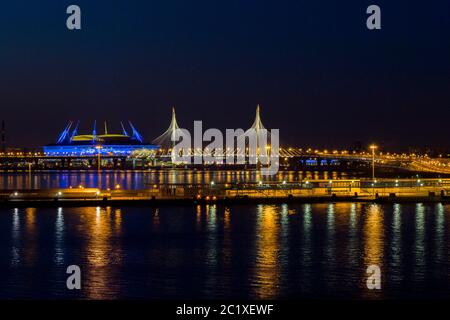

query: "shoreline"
(1, 195), (449, 208)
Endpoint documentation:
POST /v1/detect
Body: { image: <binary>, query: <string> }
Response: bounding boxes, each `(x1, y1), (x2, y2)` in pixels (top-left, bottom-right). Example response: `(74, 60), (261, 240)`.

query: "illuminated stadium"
(44, 121), (158, 156)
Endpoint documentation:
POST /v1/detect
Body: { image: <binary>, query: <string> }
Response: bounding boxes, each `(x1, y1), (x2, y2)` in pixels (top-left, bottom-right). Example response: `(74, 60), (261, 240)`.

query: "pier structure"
(2, 178), (450, 207)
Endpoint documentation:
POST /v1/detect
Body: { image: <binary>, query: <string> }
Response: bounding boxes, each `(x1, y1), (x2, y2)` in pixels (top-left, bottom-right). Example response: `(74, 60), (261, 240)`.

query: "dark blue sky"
(1, 0), (449, 150)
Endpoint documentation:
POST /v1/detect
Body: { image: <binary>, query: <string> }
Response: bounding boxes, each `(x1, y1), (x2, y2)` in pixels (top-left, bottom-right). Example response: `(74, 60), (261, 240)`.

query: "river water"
(0, 202), (449, 299)
(0, 170), (349, 190)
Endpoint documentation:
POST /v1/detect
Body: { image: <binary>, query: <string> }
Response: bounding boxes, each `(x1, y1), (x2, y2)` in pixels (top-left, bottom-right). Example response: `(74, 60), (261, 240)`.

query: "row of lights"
(196, 194), (217, 201)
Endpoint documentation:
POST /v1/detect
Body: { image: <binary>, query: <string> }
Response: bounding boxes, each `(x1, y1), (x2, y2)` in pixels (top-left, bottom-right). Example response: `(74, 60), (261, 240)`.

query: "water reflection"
(54, 207), (65, 265)
(391, 204), (402, 281)
(361, 204), (384, 297)
(253, 205), (280, 299)
(205, 205), (218, 295)
(195, 205), (201, 230)
(435, 203), (444, 262)
(114, 208), (122, 233)
(79, 206), (122, 299)
(325, 204), (336, 274)
(414, 203), (426, 281)
(2, 202), (450, 299)
(0, 170), (349, 190)
(347, 203), (358, 279)
(349, 203), (357, 230)
(363, 204), (384, 267)
(152, 208), (160, 227)
(24, 208), (38, 266)
(11, 208), (21, 266)
(301, 204), (313, 290)
(223, 207), (231, 262)
(279, 204), (289, 294)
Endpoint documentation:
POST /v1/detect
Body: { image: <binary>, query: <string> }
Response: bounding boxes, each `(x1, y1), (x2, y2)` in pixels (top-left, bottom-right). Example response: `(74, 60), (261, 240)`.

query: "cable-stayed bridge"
(1, 105), (449, 174)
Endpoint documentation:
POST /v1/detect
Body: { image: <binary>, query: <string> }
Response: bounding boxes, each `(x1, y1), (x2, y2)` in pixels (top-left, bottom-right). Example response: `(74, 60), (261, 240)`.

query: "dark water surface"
(0, 202), (449, 299)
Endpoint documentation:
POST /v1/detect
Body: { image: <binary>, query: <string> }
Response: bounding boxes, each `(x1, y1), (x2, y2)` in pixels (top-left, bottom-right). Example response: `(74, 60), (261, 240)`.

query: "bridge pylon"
(152, 107), (181, 155)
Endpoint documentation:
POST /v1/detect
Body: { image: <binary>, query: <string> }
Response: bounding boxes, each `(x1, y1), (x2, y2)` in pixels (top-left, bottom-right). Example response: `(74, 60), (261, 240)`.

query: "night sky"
(1, 1), (449, 150)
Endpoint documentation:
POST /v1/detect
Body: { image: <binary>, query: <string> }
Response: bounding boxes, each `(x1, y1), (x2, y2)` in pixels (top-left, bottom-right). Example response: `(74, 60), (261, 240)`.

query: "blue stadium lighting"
(70, 121), (80, 142)
(56, 121), (73, 144)
(120, 121), (129, 136)
(128, 121), (144, 143)
(44, 121), (159, 156)
(43, 144), (157, 156)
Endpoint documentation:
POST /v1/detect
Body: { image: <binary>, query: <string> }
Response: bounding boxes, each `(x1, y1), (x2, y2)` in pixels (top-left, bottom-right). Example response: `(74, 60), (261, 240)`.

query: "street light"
(95, 145), (102, 172)
(369, 144), (378, 181)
